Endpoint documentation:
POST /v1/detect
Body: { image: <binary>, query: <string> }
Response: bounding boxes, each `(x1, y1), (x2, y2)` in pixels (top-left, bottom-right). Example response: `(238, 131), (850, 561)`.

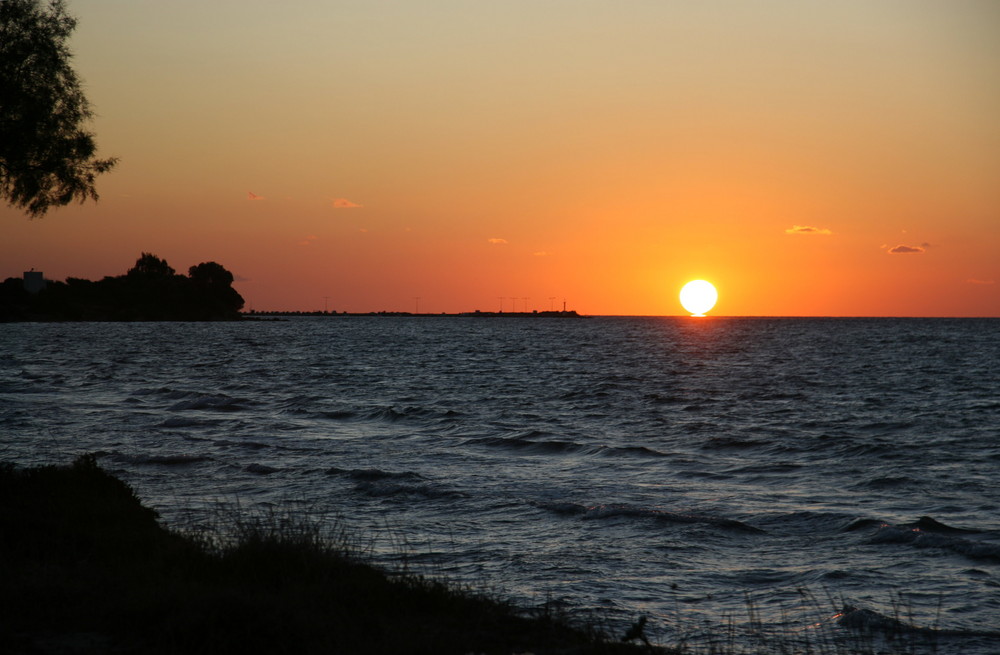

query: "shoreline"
(0, 456), (655, 654)
(245, 309), (587, 318)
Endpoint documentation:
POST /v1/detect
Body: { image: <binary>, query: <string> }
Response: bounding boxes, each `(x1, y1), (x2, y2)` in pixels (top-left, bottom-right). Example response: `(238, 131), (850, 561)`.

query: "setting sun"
(680, 280), (718, 316)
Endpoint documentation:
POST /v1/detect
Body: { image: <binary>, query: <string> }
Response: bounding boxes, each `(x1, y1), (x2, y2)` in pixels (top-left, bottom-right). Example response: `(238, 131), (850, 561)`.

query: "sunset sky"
(3, 0), (999, 316)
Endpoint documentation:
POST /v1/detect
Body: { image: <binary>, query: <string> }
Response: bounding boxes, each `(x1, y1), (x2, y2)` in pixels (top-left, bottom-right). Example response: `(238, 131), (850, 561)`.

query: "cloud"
(967, 278), (995, 285)
(785, 225), (832, 235)
(299, 235), (318, 246)
(887, 244), (925, 254)
(533, 251), (549, 256)
(488, 238), (508, 245)
(248, 191), (264, 201)
(332, 198), (362, 208)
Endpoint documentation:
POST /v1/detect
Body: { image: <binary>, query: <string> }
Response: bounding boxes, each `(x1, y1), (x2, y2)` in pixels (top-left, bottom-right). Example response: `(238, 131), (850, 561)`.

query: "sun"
(679, 280), (718, 316)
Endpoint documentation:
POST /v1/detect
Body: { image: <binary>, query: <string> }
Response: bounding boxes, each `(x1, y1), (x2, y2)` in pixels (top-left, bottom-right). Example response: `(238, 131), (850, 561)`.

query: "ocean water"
(2, 317), (998, 652)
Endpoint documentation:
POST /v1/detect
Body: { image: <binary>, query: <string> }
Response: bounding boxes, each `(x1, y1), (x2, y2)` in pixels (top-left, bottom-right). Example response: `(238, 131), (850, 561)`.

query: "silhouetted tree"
(188, 261), (244, 319)
(1, 254), (245, 321)
(127, 253), (176, 279)
(188, 262), (234, 288)
(0, 0), (117, 217)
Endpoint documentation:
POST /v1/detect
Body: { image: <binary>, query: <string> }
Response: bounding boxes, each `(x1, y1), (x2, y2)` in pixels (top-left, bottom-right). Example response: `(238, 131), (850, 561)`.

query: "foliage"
(0, 252), (245, 321)
(128, 252), (177, 279)
(0, 0), (117, 217)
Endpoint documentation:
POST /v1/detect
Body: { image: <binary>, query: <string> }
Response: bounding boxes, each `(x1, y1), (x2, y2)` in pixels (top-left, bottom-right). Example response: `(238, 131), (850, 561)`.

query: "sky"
(3, 0), (999, 316)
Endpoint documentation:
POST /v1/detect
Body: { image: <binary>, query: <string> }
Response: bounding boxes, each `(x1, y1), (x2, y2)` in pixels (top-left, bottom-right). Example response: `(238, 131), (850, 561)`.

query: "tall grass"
(636, 586), (949, 655)
(0, 456), (649, 654)
(2, 456), (973, 654)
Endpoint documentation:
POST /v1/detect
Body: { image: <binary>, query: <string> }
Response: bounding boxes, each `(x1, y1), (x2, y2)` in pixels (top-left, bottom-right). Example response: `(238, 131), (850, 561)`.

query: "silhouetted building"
(23, 271), (45, 294)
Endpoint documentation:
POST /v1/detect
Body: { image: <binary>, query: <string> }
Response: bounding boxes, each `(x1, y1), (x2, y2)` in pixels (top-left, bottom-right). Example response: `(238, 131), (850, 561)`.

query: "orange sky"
(3, 1), (999, 316)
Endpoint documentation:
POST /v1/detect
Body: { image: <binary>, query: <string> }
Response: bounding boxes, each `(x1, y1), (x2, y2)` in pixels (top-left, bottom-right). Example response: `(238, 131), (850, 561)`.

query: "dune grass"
(0, 455), (654, 654)
(1, 455), (959, 655)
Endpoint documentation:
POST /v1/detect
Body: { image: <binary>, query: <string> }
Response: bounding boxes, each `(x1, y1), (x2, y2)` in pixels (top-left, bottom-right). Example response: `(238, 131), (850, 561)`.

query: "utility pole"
(522, 297), (528, 312)
(414, 297), (420, 314)
(323, 296), (329, 313)
(498, 297), (505, 312)
(549, 297), (555, 311)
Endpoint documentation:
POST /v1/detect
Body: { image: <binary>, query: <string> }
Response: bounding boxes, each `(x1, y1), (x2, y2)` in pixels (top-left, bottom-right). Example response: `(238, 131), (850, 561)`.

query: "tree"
(127, 253), (176, 279)
(188, 261), (245, 319)
(189, 262), (235, 288)
(0, 0), (117, 217)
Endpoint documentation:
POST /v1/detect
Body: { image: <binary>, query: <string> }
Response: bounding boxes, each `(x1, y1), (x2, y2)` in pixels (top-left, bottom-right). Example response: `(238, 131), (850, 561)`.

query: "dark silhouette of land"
(246, 309), (586, 318)
(2, 253), (586, 322)
(0, 456), (654, 654)
(1, 253), (244, 321)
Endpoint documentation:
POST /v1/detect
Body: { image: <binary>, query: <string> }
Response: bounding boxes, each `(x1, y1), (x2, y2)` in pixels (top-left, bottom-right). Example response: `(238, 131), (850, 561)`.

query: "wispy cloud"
(967, 278), (995, 285)
(488, 238), (508, 245)
(248, 191), (264, 201)
(299, 235), (318, 246)
(533, 251), (549, 256)
(887, 244), (925, 254)
(785, 225), (832, 235)
(332, 198), (362, 208)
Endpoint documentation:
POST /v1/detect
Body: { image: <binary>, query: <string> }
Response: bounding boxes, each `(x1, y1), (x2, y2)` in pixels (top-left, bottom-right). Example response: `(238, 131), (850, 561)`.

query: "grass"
(1, 456), (963, 655)
(0, 455), (656, 654)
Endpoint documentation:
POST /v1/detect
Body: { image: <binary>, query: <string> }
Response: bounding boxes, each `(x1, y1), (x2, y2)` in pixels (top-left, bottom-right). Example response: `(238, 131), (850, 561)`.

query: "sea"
(2, 317), (998, 653)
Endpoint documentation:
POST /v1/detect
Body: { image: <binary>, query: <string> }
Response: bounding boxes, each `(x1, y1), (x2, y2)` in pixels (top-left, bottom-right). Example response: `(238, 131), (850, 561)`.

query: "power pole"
(498, 297), (505, 312)
(549, 296), (555, 310)
(323, 296), (330, 313)
(414, 297), (420, 314)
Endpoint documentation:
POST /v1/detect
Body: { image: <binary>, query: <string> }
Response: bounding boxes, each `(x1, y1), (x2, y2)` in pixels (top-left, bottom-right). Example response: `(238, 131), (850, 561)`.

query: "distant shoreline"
(245, 309), (587, 318)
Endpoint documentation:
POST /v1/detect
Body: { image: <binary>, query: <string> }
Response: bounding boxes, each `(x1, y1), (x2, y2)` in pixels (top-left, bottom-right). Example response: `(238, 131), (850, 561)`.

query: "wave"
(834, 442), (897, 458)
(753, 510), (865, 536)
(168, 394), (247, 412)
(326, 467), (424, 482)
(245, 463), (279, 475)
(314, 405), (460, 424)
(319, 409), (358, 420)
(533, 501), (765, 534)
(601, 445), (668, 458)
(465, 432), (668, 458)
(161, 417), (217, 428)
(468, 433), (588, 455)
(904, 516), (980, 534)
(643, 392), (685, 405)
(701, 436), (772, 450)
(325, 466), (462, 499)
(865, 517), (1000, 562)
(724, 462), (803, 475)
(837, 604), (1000, 640)
(212, 439), (269, 450)
(352, 479), (465, 500)
(131, 387), (198, 399)
(842, 517), (882, 532)
(106, 452), (211, 466)
(853, 475), (918, 490)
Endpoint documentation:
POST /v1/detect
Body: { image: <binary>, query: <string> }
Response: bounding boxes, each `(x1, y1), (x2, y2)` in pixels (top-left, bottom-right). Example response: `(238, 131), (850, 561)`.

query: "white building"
(23, 270), (46, 294)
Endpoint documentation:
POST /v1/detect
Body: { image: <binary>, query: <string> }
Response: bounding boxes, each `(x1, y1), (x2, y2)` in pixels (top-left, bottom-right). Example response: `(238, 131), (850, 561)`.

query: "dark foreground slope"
(0, 456), (654, 655)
